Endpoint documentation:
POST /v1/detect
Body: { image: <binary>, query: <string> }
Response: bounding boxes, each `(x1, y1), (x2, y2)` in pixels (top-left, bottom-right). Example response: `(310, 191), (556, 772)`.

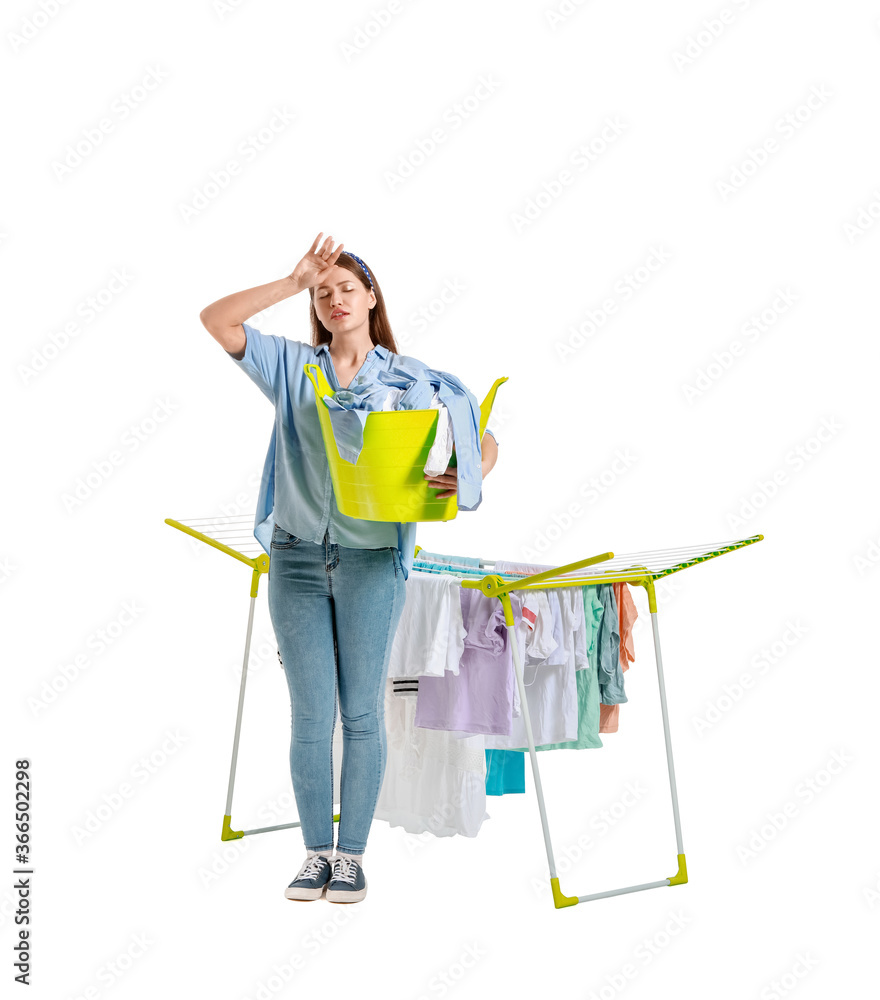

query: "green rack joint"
(551, 878), (579, 908)
(667, 853), (688, 885)
(222, 814), (244, 841)
(249, 561), (269, 599)
(499, 588), (515, 627)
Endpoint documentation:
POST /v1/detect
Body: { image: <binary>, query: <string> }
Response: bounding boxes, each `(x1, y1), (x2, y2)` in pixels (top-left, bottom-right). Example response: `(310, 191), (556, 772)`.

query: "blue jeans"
(267, 523), (407, 854)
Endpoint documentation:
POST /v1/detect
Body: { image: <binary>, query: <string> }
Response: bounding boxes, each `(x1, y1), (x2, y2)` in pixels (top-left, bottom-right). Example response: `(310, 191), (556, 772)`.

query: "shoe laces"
(297, 855), (329, 881)
(331, 856), (359, 885)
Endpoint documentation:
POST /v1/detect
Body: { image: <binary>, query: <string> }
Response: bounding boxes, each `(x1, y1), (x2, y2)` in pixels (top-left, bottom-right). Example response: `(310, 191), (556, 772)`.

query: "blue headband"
(342, 250), (373, 289)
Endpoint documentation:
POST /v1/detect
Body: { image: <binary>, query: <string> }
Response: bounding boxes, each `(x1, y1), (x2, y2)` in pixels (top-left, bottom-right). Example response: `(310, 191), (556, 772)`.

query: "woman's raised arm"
(200, 232), (347, 357)
(200, 275), (302, 358)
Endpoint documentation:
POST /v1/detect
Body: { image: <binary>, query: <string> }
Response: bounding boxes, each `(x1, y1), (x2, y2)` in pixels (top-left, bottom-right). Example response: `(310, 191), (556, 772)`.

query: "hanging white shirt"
(387, 571), (467, 678)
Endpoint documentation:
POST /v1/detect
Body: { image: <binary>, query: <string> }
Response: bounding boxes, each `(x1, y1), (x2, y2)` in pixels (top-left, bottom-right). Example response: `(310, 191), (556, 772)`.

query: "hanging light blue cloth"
(415, 550), (482, 568)
(596, 584), (627, 704)
(322, 365), (486, 510)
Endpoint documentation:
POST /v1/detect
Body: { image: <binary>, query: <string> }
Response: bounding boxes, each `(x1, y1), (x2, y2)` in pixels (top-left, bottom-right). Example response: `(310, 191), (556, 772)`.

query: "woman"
(200, 233), (499, 904)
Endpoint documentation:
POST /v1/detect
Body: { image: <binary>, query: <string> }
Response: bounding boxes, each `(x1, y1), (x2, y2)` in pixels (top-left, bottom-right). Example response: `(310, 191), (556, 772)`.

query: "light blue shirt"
(227, 323), (498, 582)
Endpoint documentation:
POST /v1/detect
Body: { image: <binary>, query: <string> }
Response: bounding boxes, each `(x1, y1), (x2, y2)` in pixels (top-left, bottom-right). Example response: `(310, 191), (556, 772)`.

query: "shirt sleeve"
(398, 350), (499, 445)
(226, 322), (283, 405)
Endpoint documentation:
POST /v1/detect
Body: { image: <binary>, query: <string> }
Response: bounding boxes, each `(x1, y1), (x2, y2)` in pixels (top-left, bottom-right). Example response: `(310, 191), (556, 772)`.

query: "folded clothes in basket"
(322, 365), (485, 510)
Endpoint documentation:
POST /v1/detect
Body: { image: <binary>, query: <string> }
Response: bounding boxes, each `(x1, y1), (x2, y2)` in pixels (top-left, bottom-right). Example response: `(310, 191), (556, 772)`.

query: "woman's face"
(313, 265), (376, 333)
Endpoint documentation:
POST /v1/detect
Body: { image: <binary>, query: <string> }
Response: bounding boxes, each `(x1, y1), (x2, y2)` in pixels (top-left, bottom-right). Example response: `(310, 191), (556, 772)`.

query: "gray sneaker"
(285, 854), (333, 901)
(325, 856), (367, 903)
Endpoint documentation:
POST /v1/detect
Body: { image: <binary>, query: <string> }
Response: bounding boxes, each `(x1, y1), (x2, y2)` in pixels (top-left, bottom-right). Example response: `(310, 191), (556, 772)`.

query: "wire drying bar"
(165, 514), (268, 562)
(414, 534), (762, 583)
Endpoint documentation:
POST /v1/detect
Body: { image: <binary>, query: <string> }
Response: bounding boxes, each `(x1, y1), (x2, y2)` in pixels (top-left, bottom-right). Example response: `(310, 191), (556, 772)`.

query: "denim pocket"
(271, 523), (301, 549)
(391, 546), (400, 577)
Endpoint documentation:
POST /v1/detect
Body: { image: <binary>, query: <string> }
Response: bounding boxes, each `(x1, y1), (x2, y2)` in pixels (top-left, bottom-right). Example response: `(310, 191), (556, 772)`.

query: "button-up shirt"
(228, 323), (498, 582)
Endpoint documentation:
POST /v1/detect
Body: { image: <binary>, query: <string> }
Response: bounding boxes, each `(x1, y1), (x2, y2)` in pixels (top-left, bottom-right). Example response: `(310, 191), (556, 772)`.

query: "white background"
(3, 0), (879, 997)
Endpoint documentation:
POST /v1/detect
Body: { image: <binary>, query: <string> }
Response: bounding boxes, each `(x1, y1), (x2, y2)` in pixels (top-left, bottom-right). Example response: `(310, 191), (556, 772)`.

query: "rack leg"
(221, 595), (257, 841)
(646, 597), (688, 887)
(507, 619), (578, 908)
(649, 609), (685, 861)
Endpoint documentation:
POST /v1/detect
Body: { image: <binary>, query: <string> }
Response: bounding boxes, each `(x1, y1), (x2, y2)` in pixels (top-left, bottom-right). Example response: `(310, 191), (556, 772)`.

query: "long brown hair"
(308, 253), (399, 354)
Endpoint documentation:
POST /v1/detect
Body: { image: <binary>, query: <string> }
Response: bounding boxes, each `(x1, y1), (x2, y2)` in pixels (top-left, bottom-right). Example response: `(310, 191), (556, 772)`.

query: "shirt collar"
(315, 342), (389, 359)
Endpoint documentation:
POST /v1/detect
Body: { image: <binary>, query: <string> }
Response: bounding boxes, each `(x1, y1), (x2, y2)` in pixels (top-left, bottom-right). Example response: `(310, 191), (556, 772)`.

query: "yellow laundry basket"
(304, 363), (507, 522)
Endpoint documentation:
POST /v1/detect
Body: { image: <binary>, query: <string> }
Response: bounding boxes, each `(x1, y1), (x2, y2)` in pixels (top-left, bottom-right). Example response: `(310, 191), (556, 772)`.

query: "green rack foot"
(221, 814), (244, 841)
(551, 877), (579, 908)
(667, 853), (688, 885)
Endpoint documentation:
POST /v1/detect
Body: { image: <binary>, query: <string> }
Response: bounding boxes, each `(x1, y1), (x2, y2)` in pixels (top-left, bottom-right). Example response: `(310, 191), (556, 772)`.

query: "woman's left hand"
(424, 464), (458, 499)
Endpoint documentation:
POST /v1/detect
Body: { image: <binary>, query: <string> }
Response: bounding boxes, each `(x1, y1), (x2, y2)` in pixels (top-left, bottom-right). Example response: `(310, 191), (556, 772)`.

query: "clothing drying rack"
(164, 513), (762, 909)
